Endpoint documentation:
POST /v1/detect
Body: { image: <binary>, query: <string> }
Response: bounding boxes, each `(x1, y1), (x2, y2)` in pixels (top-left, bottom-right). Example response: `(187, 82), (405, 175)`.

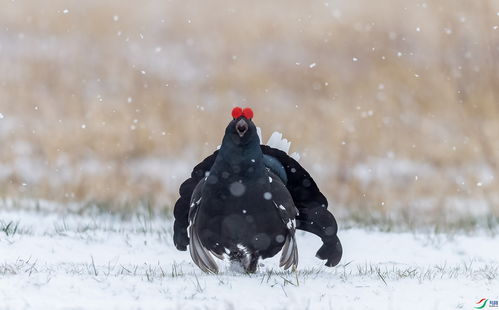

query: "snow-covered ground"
(0, 209), (498, 310)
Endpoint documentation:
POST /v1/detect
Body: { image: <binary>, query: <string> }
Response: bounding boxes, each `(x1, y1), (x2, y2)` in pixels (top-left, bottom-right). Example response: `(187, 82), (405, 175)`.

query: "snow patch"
(0, 209), (497, 309)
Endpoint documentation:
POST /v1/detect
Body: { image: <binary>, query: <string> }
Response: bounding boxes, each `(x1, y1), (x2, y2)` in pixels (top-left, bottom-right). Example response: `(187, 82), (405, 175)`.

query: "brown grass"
(1, 0), (499, 223)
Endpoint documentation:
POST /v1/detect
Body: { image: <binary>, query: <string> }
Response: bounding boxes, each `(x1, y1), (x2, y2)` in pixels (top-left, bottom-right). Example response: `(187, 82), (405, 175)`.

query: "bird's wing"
(261, 145), (342, 267)
(187, 177), (219, 274)
(263, 154), (288, 184)
(268, 171), (299, 270)
(173, 151), (218, 251)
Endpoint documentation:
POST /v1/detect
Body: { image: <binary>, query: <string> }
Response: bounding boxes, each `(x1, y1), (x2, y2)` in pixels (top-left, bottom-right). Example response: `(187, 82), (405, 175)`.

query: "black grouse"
(173, 107), (342, 273)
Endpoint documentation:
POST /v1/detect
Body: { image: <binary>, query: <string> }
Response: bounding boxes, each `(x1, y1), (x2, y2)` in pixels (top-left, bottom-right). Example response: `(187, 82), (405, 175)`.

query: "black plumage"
(173, 110), (342, 273)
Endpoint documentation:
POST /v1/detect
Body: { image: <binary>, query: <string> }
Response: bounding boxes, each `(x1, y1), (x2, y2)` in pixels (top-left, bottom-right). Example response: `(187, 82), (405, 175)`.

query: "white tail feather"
(219, 128), (300, 161)
(267, 132), (291, 154)
(256, 127), (263, 144)
(265, 131), (300, 161)
(289, 152), (301, 161)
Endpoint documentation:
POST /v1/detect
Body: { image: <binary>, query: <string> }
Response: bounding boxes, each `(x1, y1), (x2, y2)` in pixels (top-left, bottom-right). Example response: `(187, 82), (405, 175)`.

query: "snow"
(0, 209), (498, 310)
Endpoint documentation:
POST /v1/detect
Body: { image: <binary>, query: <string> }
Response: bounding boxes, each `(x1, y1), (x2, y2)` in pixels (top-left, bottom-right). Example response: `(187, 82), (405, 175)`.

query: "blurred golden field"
(1, 0), (499, 226)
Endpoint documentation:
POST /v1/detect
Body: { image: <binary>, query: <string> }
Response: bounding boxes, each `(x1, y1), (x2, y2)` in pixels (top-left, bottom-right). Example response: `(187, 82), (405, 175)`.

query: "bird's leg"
(228, 251), (246, 273)
(228, 251), (259, 273)
(244, 253), (259, 274)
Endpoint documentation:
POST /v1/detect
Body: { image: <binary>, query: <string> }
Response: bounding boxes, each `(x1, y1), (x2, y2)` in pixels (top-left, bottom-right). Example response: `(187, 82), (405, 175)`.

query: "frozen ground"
(0, 208), (498, 310)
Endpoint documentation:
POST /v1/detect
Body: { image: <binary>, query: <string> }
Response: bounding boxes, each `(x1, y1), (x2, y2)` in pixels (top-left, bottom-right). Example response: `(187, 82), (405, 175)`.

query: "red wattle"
(242, 108), (254, 119)
(231, 107), (243, 119)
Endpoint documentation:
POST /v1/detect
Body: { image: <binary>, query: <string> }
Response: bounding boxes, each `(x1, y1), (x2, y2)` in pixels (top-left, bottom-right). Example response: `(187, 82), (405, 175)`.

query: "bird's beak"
(235, 119), (249, 137)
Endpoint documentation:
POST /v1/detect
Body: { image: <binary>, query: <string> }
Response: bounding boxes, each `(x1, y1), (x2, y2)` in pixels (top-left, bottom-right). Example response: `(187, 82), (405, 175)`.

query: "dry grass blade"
(1, 0), (499, 226)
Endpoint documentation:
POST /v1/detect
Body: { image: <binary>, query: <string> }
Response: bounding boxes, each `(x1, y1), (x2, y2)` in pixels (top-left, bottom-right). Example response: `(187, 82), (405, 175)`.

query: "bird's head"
(225, 107), (259, 146)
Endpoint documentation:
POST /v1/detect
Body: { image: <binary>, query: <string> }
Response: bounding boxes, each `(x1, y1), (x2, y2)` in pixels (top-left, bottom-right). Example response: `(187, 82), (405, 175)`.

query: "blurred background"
(1, 0), (499, 227)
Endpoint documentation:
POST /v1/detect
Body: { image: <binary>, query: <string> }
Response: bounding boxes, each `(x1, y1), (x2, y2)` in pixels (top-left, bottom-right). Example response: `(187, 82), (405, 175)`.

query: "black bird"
(173, 107), (342, 273)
